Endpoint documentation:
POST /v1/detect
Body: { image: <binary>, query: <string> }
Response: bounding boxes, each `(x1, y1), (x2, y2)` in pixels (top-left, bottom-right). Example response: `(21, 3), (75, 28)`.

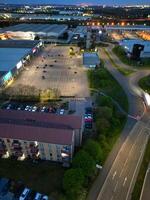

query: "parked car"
(41, 195), (48, 200)
(6, 104), (12, 110)
(59, 109), (65, 115)
(85, 107), (92, 114)
(25, 105), (30, 111)
(40, 106), (46, 112)
(34, 192), (42, 200)
(19, 187), (31, 200)
(85, 122), (92, 129)
(32, 106), (38, 112)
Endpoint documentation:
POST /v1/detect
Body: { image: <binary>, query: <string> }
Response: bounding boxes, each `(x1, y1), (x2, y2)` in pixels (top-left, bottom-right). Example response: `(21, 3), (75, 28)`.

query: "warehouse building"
(0, 40), (43, 87)
(0, 110), (83, 165)
(119, 39), (150, 58)
(73, 26), (88, 39)
(83, 52), (100, 68)
(0, 23), (68, 41)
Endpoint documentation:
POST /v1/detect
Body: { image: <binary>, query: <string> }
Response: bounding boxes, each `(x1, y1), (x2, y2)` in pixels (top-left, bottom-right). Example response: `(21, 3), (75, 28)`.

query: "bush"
(96, 117), (111, 135)
(63, 169), (85, 199)
(72, 150), (96, 178)
(96, 106), (113, 120)
(84, 139), (103, 163)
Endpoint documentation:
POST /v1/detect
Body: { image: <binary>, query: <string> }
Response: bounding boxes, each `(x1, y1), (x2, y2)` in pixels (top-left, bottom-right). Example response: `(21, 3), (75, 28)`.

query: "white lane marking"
(112, 171), (117, 180)
(126, 134), (149, 200)
(119, 127), (144, 178)
(110, 196), (114, 200)
(123, 177), (127, 186)
(114, 181), (118, 192)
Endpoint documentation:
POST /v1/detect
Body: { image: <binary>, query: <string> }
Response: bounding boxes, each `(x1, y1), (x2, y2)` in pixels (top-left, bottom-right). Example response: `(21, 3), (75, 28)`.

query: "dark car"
(85, 107), (93, 114)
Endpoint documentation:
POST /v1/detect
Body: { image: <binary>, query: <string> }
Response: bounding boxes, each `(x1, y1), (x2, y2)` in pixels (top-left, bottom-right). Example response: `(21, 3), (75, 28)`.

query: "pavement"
(140, 163), (150, 200)
(11, 45), (90, 98)
(69, 97), (92, 116)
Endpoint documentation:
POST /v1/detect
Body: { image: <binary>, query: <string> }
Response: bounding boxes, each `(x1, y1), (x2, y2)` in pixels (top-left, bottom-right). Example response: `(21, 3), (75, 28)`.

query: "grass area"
(131, 138), (150, 200)
(138, 75), (150, 94)
(87, 67), (128, 112)
(113, 46), (150, 68)
(87, 67), (128, 162)
(0, 159), (65, 199)
(103, 48), (134, 76)
(96, 42), (109, 47)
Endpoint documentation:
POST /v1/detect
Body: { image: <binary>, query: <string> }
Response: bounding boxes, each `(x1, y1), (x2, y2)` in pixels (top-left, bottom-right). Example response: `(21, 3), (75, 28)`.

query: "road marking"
(119, 127), (144, 178)
(123, 177), (127, 186)
(97, 121), (144, 199)
(110, 196), (114, 200)
(112, 171), (117, 180)
(126, 134), (149, 200)
(114, 181), (118, 192)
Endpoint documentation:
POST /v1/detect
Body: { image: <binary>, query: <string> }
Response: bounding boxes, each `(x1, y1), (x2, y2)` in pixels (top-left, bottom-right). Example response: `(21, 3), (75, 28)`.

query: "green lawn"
(131, 139), (150, 200)
(113, 46), (150, 68)
(87, 67), (128, 162)
(138, 75), (150, 94)
(0, 159), (65, 199)
(87, 67), (128, 112)
(103, 48), (135, 76)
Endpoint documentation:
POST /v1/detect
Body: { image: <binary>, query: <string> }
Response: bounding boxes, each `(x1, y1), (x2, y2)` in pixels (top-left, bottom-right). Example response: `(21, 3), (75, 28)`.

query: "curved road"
(87, 45), (150, 200)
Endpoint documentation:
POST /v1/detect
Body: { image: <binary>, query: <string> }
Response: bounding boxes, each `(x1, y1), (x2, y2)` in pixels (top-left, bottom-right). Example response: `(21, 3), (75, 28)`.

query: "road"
(87, 45), (150, 200)
(97, 121), (149, 200)
(140, 163), (150, 200)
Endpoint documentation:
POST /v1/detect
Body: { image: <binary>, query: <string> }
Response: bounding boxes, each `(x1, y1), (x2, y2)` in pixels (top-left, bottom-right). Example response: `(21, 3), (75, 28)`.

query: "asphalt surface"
(97, 121), (149, 200)
(140, 163), (150, 200)
(87, 46), (150, 200)
(12, 45), (89, 98)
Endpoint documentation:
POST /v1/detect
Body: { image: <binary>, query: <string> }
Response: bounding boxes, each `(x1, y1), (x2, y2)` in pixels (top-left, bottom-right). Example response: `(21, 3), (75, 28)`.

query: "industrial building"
(119, 39), (150, 58)
(0, 110), (83, 165)
(0, 40), (43, 87)
(0, 23), (68, 41)
(19, 14), (90, 21)
(73, 26), (88, 39)
(83, 52), (100, 68)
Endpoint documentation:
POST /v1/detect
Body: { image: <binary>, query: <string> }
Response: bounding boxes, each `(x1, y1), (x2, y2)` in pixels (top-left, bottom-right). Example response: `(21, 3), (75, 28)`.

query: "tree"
(34, 35), (40, 40)
(72, 150), (96, 177)
(97, 106), (113, 120)
(63, 168), (85, 199)
(96, 117), (110, 134)
(84, 139), (103, 163)
(97, 96), (112, 108)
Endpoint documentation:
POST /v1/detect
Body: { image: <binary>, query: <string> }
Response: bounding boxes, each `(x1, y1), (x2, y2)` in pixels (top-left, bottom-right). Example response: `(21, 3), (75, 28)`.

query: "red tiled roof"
(0, 123), (73, 145)
(0, 109), (83, 145)
(0, 109), (82, 129)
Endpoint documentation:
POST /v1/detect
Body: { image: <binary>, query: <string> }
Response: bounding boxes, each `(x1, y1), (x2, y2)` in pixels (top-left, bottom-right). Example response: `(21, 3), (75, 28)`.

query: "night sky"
(1, 0), (150, 5)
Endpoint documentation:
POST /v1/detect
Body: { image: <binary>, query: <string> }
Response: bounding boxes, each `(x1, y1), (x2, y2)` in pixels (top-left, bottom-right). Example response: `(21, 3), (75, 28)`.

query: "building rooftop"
(0, 24), (68, 37)
(0, 48), (31, 73)
(0, 110), (82, 145)
(0, 40), (40, 48)
(83, 52), (100, 66)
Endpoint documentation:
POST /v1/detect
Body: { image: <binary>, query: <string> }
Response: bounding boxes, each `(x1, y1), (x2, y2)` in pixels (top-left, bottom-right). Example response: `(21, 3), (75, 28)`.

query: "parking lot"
(11, 45), (90, 98)
(109, 31), (139, 41)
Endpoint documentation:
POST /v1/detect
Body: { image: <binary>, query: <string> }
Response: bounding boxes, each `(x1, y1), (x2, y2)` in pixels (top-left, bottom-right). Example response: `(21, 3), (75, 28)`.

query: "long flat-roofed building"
(0, 24), (68, 40)
(0, 110), (83, 165)
(0, 40), (43, 87)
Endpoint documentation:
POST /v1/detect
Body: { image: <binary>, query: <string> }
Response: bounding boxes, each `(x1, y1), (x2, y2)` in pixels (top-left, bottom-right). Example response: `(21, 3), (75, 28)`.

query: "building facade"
(0, 110), (83, 165)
